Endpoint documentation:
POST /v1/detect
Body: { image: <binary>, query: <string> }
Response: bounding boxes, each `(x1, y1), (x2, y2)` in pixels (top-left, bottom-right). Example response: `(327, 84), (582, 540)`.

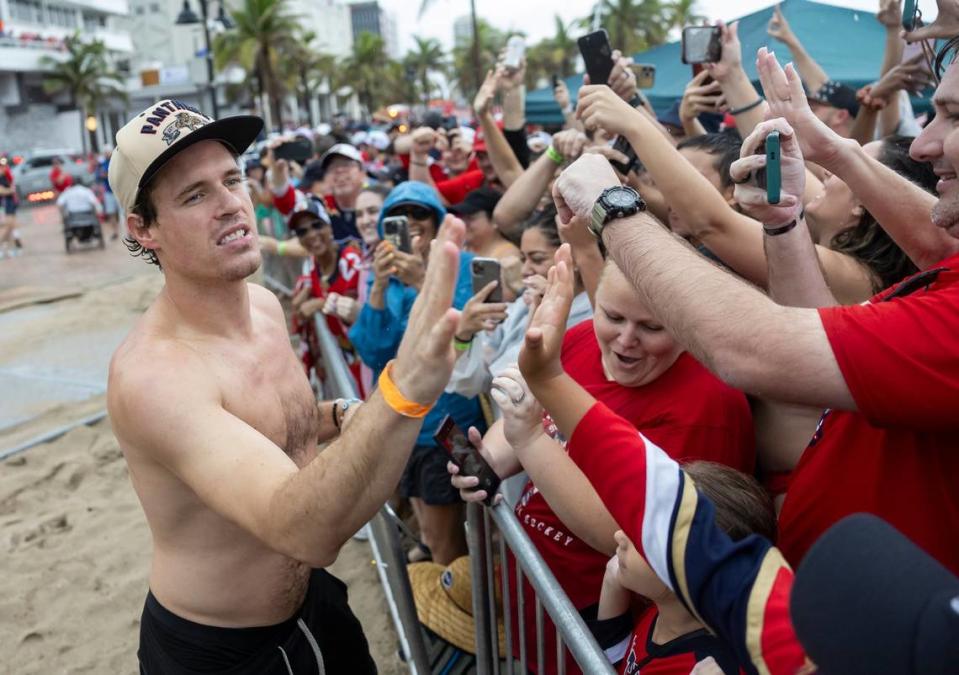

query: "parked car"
(12, 150), (94, 202)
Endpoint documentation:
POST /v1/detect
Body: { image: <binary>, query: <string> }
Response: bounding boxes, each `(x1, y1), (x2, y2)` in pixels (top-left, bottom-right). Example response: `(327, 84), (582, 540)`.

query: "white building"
(289, 0), (352, 58)
(453, 14), (472, 47)
(0, 0), (134, 153)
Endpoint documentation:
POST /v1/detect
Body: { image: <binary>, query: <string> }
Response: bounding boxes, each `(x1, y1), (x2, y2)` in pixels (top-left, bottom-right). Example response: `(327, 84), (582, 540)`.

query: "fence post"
(467, 501), (494, 675)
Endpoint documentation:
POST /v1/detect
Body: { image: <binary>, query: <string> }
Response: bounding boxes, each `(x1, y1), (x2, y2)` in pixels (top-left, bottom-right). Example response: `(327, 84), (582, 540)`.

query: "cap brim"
(289, 210), (329, 231)
(138, 115), (264, 189)
(448, 203), (480, 216)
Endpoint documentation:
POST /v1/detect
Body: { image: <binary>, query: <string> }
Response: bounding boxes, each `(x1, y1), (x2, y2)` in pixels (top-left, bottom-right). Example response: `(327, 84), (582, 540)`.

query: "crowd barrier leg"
(467, 502), (494, 675)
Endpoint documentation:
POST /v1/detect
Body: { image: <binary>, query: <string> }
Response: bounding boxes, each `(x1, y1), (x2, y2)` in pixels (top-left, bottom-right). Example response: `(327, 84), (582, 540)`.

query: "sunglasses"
(387, 205), (432, 221)
(293, 219), (329, 238)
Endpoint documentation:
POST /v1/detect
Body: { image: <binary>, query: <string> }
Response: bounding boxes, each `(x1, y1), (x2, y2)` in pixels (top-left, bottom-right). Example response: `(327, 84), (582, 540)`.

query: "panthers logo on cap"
(161, 112), (208, 146)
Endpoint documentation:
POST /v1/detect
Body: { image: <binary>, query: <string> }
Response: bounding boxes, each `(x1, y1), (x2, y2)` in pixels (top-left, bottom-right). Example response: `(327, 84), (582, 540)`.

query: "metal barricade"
(467, 500), (616, 675)
(265, 270), (430, 675)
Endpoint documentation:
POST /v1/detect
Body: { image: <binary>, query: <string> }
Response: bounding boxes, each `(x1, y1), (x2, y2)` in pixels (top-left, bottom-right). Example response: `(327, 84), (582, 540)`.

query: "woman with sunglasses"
(286, 198), (365, 396)
(349, 182), (486, 565)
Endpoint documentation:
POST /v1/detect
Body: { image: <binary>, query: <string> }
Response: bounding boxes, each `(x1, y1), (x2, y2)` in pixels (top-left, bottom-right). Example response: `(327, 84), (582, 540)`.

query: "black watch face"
(607, 188), (637, 208)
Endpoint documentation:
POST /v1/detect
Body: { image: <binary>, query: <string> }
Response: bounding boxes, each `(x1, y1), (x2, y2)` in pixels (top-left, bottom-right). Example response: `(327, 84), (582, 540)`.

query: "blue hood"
(377, 182), (447, 238)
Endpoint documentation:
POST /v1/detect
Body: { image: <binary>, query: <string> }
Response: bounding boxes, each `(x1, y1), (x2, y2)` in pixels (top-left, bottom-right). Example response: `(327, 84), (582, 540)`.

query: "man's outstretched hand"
(519, 244), (575, 384)
(391, 215), (466, 404)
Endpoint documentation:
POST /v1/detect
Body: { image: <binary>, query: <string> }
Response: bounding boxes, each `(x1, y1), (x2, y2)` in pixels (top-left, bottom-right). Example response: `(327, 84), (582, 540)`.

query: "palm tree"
(580, 0), (673, 56)
(419, 0), (484, 97)
(403, 36), (446, 103)
(450, 18), (506, 97)
(525, 15), (578, 87)
(665, 0), (705, 32)
(41, 33), (126, 153)
(213, 0), (299, 131)
(341, 31), (390, 115)
(278, 30), (337, 127)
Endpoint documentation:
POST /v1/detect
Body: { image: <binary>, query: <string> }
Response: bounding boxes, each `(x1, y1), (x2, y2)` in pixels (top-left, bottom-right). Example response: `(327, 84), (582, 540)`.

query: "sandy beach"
(0, 272), (405, 673)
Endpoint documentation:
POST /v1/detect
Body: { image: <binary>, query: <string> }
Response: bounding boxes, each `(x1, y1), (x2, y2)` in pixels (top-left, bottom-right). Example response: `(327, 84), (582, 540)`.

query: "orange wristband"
(377, 360), (432, 418)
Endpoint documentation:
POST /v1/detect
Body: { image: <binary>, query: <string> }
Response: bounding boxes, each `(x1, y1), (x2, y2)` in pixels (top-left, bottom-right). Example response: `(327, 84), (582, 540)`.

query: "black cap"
(448, 187), (502, 217)
(791, 513), (959, 675)
(809, 80), (860, 117)
(288, 196), (331, 232)
(298, 160), (325, 191)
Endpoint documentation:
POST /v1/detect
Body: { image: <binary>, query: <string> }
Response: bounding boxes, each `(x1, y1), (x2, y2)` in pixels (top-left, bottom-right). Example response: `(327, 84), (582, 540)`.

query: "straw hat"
(408, 556), (507, 655)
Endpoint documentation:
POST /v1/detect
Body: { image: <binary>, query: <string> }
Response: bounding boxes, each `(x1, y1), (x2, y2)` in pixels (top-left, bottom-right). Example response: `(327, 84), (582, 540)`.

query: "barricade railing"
(466, 500), (616, 675)
(264, 273), (430, 674)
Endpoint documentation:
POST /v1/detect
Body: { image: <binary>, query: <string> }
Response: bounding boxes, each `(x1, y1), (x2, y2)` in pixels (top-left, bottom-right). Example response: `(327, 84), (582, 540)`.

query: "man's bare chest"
(207, 335), (319, 465)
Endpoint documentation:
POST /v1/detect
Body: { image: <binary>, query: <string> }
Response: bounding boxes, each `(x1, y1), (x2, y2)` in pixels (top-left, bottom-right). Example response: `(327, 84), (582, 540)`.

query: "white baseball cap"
(108, 99), (263, 214)
(318, 143), (363, 171)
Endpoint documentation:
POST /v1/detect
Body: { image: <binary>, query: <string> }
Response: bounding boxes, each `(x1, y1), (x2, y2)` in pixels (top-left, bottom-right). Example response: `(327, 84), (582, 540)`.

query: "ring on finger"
(732, 171), (752, 185)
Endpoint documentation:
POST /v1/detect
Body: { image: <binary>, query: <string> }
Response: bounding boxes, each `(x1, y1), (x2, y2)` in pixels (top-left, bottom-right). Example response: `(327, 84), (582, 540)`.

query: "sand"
(0, 276), (406, 674)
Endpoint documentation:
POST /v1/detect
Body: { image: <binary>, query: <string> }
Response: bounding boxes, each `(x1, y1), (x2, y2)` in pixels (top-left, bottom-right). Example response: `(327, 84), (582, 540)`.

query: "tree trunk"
(301, 69), (314, 127)
(259, 44), (282, 131)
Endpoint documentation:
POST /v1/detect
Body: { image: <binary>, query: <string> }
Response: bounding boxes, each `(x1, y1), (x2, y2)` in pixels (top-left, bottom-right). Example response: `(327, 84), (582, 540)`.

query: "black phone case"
(578, 30), (614, 86)
(434, 416), (501, 506)
(610, 136), (639, 175)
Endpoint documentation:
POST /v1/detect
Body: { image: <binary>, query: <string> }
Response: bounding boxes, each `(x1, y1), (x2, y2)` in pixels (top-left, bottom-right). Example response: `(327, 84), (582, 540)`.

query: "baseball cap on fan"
(108, 99), (263, 214)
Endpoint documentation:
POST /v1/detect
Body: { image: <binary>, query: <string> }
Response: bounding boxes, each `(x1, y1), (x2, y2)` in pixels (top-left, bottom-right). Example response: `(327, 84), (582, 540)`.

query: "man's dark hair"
(124, 185), (162, 269)
(830, 135), (934, 291)
(676, 132), (744, 191)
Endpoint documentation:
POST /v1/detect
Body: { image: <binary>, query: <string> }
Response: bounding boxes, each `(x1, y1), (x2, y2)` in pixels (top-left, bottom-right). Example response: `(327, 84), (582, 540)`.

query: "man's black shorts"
(399, 444), (461, 505)
(138, 568), (377, 674)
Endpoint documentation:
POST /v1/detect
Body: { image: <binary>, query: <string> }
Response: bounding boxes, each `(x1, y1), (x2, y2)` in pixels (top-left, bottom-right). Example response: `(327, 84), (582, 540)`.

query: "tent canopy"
(526, 0), (898, 126)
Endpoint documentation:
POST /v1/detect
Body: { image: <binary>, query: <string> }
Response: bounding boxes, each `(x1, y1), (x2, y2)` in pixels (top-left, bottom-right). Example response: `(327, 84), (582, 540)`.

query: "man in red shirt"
(552, 49), (959, 577)
(406, 126), (497, 205)
(49, 156), (74, 193)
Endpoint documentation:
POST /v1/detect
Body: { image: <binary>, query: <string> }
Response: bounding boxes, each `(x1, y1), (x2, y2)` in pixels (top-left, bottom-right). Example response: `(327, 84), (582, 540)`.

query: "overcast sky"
(380, 0), (940, 54)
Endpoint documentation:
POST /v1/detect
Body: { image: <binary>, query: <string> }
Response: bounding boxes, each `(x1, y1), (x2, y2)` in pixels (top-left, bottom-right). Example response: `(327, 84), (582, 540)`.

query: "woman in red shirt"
(451, 260), (755, 673)
(286, 198), (364, 396)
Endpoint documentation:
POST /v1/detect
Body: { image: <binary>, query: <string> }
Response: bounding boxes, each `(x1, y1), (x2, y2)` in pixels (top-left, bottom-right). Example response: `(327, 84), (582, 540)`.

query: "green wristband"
(546, 145), (564, 165)
(453, 336), (473, 352)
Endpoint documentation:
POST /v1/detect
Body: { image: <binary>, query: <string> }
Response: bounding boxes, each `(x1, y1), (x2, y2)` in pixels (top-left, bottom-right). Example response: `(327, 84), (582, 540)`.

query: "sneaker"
(14, 237), (22, 248)
(407, 544), (432, 563)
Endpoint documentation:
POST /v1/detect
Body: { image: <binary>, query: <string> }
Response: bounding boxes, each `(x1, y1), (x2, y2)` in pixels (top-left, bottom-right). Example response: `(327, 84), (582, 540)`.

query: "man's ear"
(834, 108), (851, 129)
(126, 212), (159, 255)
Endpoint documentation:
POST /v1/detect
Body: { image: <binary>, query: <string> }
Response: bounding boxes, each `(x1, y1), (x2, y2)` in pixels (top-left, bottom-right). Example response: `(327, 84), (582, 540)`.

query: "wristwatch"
(588, 186), (646, 239)
(332, 397), (362, 431)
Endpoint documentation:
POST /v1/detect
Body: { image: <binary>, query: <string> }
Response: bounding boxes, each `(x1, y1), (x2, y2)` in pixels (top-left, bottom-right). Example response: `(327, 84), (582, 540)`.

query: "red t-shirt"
(512, 321), (755, 673)
(50, 166), (73, 193)
(779, 255), (959, 574)
(291, 244), (364, 395)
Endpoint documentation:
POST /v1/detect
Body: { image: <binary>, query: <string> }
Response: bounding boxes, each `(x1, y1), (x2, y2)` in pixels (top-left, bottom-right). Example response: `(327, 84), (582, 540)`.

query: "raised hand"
(680, 70), (726, 123)
(904, 0), (959, 42)
(551, 128), (589, 164)
(473, 69), (498, 117)
(447, 426), (508, 504)
(870, 53), (936, 103)
(576, 85), (639, 139)
(755, 47), (849, 168)
(455, 280), (509, 341)
(551, 153), (620, 225)
(490, 367), (545, 449)
(607, 49), (638, 102)
(391, 215), (466, 404)
(519, 244), (575, 383)
(767, 4), (798, 46)
(877, 0), (902, 29)
(706, 21), (744, 83)
(729, 118), (806, 226)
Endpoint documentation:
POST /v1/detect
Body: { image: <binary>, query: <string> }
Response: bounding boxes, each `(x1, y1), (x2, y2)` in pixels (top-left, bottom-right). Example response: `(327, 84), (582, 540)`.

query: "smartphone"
(681, 26), (722, 64)
(273, 137), (314, 164)
(902, 0), (919, 31)
(382, 215), (412, 254)
(610, 136), (639, 175)
(755, 131), (782, 205)
(578, 29), (614, 86)
(434, 415), (501, 506)
(471, 257), (502, 303)
(504, 35), (526, 70)
(634, 64), (656, 89)
(552, 73), (561, 89)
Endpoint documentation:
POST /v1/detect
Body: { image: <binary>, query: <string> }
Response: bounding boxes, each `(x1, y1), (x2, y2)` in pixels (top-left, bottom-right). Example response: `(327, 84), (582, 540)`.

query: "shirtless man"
(105, 99), (466, 673)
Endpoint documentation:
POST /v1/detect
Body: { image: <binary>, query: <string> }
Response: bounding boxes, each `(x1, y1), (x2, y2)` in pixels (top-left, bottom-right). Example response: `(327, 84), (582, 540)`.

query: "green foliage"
(40, 33), (127, 114)
(403, 37), (446, 103)
(212, 0), (300, 128)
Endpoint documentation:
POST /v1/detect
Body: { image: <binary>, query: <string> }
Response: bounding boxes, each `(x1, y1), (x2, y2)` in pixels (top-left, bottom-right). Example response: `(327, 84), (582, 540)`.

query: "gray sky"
(381, 0), (940, 54)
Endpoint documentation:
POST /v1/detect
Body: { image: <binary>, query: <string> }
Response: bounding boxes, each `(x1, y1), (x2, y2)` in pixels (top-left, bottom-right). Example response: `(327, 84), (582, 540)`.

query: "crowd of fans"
(215, 1), (959, 672)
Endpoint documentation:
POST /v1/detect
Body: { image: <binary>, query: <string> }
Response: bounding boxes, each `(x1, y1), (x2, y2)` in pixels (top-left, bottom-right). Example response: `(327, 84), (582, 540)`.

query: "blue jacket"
(350, 182), (485, 446)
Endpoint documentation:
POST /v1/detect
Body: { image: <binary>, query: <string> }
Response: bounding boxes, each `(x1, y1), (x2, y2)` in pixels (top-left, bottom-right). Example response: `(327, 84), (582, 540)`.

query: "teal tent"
(526, 0), (899, 126)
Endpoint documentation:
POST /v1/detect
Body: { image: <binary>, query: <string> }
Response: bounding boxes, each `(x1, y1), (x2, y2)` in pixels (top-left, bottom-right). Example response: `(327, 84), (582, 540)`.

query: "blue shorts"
(1, 196), (15, 215)
(102, 191), (118, 215)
